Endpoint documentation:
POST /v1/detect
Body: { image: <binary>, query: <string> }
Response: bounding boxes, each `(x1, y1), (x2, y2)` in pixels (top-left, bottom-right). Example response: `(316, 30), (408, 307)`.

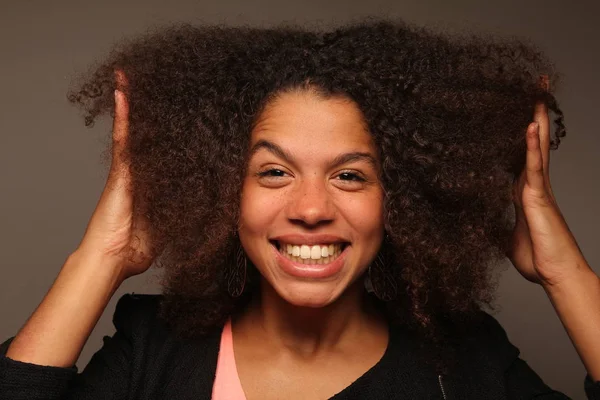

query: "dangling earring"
(368, 243), (398, 302)
(226, 237), (247, 298)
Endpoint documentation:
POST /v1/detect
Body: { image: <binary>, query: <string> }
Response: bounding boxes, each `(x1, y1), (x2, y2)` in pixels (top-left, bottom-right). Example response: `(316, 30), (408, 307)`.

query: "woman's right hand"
(5, 72), (153, 368)
(75, 73), (154, 280)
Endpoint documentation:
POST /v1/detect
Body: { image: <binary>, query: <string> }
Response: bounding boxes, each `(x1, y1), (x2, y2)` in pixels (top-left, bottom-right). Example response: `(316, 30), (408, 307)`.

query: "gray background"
(1, 0), (598, 398)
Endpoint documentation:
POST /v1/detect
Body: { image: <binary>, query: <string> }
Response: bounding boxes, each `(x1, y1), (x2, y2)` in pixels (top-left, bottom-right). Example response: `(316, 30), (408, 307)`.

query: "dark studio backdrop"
(1, 0), (598, 398)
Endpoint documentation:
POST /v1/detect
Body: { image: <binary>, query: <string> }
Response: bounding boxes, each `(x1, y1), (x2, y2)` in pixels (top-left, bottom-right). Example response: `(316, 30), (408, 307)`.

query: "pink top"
(211, 318), (247, 400)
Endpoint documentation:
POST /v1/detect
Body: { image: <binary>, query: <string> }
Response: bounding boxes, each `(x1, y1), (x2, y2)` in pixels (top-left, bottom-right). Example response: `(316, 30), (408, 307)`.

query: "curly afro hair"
(68, 18), (566, 373)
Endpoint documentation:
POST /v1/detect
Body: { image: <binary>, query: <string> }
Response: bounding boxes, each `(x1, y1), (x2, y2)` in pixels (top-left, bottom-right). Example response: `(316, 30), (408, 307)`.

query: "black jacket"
(1, 293), (599, 399)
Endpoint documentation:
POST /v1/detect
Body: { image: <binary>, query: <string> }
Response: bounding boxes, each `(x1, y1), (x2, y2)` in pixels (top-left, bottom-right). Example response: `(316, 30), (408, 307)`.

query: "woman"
(1, 19), (599, 399)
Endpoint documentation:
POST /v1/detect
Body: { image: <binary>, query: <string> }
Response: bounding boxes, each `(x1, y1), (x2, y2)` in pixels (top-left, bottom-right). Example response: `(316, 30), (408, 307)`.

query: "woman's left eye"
(337, 172), (366, 182)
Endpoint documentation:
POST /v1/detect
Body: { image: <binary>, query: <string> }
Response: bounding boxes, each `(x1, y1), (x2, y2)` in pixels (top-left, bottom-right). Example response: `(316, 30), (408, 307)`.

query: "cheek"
(337, 193), (384, 237)
(239, 183), (284, 235)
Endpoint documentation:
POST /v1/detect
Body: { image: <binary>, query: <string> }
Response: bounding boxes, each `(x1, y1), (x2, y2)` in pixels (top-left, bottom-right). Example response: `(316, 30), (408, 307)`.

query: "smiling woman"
(1, 18), (600, 400)
(240, 91), (384, 305)
(235, 90), (389, 397)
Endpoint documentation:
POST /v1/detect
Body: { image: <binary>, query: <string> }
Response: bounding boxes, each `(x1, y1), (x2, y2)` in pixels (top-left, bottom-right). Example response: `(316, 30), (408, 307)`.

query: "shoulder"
(106, 293), (222, 397)
(449, 309), (521, 371)
(468, 310), (516, 345)
(110, 292), (222, 353)
(435, 311), (525, 397)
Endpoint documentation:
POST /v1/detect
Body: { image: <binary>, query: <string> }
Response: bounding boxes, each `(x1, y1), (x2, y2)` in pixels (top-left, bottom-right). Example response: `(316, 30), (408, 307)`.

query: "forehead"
(250, 90), (375, 151)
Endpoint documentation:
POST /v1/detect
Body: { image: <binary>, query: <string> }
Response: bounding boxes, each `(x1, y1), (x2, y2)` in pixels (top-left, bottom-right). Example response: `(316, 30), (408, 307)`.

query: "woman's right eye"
(256, 169), (288, 178)
(255, 168), (291, 187)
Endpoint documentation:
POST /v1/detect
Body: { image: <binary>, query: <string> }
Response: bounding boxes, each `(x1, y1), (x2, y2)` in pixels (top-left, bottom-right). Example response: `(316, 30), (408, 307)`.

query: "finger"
(534, 76), (551, 184)
(112, 90), (129, 167)
(525, 122), (546, 193)
(112, 69), (129, 146)
(533, 101), (550, 179)
(107, 89), (132, 194)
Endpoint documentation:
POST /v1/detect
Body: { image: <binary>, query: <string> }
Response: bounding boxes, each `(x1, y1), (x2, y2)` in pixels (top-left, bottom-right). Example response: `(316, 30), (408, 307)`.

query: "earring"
(226, 238), (247, 298)
(368, 249), (398, 302)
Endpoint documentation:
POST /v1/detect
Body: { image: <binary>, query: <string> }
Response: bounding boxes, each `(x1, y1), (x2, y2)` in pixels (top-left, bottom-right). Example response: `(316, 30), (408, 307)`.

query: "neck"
(236, 277), (387, 356)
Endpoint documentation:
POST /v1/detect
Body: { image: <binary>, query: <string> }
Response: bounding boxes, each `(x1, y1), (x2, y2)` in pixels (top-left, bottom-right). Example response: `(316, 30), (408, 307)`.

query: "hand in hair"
(75, 70), (155, 281)
(507, 76), (590, 287)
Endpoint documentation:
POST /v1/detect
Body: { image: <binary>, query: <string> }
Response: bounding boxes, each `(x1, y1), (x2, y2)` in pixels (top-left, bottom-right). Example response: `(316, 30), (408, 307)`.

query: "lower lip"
(271, 243), (348, 279)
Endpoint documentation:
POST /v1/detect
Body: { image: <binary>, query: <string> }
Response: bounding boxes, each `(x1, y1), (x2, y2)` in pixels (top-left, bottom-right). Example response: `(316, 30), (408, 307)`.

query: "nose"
(286, 176), (335, 227)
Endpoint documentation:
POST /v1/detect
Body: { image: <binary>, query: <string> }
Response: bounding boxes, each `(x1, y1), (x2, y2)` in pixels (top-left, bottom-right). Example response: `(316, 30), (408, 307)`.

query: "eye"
(255, 168), (292, 188)
(256, 168), (288, 178)
(336, 171), (366, 182)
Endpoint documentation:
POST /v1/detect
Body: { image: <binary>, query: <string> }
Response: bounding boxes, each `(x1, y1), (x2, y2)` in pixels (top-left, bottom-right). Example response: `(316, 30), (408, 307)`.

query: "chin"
(274, 282), (343, 308)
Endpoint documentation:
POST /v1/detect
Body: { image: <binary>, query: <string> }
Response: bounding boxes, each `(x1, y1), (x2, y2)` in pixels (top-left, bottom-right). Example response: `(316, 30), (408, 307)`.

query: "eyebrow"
(248, 139), (379, 170)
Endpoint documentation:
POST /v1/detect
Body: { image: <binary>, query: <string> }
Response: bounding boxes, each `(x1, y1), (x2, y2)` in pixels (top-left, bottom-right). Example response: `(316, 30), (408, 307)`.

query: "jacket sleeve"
(584, 374), (600, 400)
(0, 294), (146, 400)
(480, 311), (600, 399)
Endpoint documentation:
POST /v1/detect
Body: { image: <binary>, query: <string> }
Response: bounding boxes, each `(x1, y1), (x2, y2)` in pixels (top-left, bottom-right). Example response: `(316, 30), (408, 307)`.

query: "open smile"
(269, 240), (350, 279)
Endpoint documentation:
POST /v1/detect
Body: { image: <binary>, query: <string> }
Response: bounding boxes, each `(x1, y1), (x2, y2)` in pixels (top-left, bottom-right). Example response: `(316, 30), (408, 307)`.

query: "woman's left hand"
(507, 81), (590, 287)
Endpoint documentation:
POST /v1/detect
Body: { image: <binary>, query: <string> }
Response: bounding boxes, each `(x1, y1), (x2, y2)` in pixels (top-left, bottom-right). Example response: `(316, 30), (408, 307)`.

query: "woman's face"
(239, 90), (384, 307)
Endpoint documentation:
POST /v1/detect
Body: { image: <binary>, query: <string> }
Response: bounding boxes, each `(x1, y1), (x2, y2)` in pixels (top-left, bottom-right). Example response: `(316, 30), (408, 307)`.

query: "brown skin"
(234, 90), (388, 399)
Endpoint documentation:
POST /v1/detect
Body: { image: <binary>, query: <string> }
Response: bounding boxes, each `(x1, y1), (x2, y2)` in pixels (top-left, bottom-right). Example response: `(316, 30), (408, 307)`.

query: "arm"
(502, 261), (600, 400)
(4, 251), (123, 368)
(1, 83), (155, 398)
(505, 89), (600, 397)
(0, 291), (139, 400)
(479, 310), (597, 399)
(3, 85), (150, 369)
(542, 264), (600, 392)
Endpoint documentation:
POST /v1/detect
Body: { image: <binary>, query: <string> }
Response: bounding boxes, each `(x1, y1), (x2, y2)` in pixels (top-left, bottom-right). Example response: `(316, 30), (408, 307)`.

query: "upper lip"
(270, 234), (349, 246)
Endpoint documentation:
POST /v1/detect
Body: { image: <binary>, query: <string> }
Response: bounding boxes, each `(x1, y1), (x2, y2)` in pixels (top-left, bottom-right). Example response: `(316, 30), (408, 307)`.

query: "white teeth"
(310, 246), (321, 259)
(277, 242), (345, 264)
(300, 245), (311, 259)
